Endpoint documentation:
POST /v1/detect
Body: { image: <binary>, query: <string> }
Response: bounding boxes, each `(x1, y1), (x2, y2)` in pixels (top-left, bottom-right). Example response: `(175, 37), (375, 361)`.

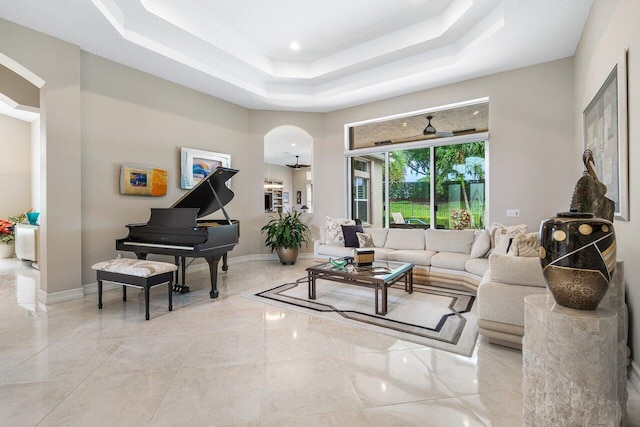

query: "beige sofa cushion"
(426, 229), (475, 254)
(431, 252), (470, 270)
(488, 253), (546, 288)
(470, 229), (491, 258)
(384, 229), (425, 250)
(465, 257), (490, 276)
(373, 247), (395, 260)
(316, 244), (355, 258)
(478, 277), (549, 327)
(387, 250), (437, 266)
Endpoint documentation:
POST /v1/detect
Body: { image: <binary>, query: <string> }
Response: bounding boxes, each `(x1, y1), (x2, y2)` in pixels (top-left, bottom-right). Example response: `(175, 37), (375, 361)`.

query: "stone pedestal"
(599, 261), (629, 424)
(523, 294), (621, 426)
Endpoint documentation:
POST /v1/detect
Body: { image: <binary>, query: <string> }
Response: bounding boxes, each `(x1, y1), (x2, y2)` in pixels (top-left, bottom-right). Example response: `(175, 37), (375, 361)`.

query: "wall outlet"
(507, 209), (520, 217)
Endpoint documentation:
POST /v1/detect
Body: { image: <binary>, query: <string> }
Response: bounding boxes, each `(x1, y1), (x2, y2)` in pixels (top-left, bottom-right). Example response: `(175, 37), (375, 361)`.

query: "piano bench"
(91, 259), (178, 320)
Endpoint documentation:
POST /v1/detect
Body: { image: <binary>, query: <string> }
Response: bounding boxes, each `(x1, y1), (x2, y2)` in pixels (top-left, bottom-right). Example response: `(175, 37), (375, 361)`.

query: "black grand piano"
(116, 167), (239, 299)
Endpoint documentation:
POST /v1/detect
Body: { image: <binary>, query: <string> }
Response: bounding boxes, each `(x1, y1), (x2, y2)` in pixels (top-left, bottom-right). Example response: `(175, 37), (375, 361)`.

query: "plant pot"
(276, 247), (299, 265)
(0, 242), (15, 259)
(539, 211), (616, 310)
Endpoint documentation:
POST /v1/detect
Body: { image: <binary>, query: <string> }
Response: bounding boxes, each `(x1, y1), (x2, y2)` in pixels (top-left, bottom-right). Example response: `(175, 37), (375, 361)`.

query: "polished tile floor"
(1, 257), (639, 426)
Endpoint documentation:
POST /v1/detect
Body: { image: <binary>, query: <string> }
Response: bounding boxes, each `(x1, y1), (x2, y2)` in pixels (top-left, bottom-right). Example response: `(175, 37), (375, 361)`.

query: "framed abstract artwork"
(283, 192), (289, 203)
(583, 50), (629, 220)
(120, 164), (168, 196)
(180, 147), (231, 190)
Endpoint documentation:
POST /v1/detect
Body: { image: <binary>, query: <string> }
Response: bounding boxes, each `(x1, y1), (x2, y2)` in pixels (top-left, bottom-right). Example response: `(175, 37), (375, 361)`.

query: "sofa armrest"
(489, 254), (547, 288)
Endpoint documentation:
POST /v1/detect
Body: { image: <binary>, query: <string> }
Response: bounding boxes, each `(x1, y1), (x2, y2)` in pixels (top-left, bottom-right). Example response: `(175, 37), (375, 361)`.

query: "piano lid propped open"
(171, 167), (238, 218)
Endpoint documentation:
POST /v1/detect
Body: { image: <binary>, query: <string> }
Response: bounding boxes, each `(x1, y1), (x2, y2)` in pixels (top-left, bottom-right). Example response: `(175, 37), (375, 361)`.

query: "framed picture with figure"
(582, 49), (628, 220)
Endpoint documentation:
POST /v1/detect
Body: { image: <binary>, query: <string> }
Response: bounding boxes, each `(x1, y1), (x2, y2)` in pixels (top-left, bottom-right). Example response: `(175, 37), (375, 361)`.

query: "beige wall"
(80, 52), (250, 283)
(30, 117), (41, 211)
(574, 0), (640, 365)
(0, 114), (30, 219)
(0, 63), (39, 108)
(0, 18), (82, 298)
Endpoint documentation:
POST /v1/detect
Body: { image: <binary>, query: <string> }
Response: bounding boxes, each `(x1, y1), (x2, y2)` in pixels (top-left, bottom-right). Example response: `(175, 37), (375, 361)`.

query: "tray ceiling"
(0, 0), (592, 112)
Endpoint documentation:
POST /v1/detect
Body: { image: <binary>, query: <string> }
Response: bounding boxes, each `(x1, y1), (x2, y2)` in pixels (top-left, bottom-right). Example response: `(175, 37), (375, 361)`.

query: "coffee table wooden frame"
(306, 261), (414, 315)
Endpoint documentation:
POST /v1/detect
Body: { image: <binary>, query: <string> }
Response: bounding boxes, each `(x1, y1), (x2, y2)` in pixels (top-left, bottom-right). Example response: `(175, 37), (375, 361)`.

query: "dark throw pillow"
(341, 224), (364, 247)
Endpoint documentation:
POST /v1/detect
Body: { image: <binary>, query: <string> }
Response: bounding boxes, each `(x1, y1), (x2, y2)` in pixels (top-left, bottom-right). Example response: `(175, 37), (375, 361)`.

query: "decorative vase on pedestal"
(539, 211), (616, 310)
(0, 242), (15, 259)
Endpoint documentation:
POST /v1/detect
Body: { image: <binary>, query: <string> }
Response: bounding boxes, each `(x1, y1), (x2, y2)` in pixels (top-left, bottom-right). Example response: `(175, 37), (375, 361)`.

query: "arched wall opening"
(263, 125), (314, 215)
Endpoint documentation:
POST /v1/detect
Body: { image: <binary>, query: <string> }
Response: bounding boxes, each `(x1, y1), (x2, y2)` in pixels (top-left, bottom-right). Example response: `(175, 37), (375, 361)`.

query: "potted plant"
(261, 210), (311, 264)
(0, 218), (16, 259)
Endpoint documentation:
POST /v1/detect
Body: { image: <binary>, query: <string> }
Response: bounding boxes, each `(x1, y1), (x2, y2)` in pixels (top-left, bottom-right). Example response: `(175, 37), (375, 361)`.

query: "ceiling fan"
(422, 115), (454, 137)
(286, 155), (310, 170)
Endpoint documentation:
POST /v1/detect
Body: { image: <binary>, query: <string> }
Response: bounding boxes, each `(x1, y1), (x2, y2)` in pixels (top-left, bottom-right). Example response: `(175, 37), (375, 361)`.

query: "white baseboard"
(629, 360), (640, 393)
(37, 286), (85, 304)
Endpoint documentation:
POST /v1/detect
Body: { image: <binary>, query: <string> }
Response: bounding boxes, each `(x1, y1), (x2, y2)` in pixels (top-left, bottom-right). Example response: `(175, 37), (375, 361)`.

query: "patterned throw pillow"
(356, 232), (375, 248)
(325, 216), (356, 245)
(508, 232), (540, 257)
(489, 222), (528, 249)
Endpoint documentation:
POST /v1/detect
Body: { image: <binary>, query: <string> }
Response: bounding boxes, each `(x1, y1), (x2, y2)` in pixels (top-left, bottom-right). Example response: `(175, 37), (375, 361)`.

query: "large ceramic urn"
(276, 247), (299, 265)
(539, 211), (616, 310)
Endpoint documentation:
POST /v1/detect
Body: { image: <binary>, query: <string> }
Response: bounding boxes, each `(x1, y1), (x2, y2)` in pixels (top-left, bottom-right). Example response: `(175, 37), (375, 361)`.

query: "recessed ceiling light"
(473, 110), (480, 115)
(290, 41), (300, 51)
(291, 143), (296, 146)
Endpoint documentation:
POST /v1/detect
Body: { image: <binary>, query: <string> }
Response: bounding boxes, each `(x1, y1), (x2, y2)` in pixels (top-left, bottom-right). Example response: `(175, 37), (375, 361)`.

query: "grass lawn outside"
(389, 200), (485, 229)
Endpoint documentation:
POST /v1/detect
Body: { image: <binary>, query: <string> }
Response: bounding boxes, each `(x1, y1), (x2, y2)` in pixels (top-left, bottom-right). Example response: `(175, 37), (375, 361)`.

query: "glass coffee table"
(306, 260), (414, 316)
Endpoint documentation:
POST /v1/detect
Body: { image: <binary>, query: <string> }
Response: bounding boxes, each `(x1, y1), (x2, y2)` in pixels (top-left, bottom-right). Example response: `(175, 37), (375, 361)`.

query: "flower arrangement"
(0, 219), (15, 244)
(0, 212), (33, 245)
(450, 209), (472, 230)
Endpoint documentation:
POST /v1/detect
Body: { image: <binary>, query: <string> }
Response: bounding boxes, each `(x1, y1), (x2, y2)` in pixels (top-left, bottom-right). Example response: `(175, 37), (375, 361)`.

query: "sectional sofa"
(313, 225), (548, 349)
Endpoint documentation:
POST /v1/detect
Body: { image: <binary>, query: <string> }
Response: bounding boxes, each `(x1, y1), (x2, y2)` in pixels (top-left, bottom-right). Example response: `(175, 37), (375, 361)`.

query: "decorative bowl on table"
(329, 257), (347, 268)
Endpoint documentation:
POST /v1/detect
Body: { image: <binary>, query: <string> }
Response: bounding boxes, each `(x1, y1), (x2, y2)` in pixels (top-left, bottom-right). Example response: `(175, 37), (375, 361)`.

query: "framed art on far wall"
(283, 192), (289, 203)
(180, 147), (231, 190)
(120, 164), (168, 196)
(583, 49), (629, 220)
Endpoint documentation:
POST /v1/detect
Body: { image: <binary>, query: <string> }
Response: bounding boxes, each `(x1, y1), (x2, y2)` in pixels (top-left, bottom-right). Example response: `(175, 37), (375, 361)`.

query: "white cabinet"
(15, 223), (38, 265)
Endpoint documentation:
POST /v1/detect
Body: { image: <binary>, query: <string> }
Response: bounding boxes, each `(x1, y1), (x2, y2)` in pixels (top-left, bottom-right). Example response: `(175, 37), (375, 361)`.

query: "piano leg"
(205, 256), (221, 299)
(222, 253), (229, 272)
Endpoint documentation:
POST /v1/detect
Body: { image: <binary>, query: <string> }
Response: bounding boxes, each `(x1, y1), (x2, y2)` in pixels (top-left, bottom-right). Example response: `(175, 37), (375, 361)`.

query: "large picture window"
(348, 141), (486, 229)
(346, 101), (489, 229)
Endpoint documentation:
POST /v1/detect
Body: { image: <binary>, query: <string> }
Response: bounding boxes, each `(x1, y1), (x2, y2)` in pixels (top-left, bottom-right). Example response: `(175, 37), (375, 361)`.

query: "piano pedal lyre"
(172, 283), (190, 294)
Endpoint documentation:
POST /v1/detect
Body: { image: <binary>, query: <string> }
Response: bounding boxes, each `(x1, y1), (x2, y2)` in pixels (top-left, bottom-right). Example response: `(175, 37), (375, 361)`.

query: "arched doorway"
(263, 125), (313, 214)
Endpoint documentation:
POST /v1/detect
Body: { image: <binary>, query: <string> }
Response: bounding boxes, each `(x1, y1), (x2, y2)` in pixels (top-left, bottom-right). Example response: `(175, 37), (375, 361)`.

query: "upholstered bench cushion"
(91, 259), (177, 278)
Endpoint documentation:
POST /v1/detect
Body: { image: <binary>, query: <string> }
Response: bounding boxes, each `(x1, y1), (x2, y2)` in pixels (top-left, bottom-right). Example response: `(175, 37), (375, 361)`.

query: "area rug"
(245, 277), (478, 356)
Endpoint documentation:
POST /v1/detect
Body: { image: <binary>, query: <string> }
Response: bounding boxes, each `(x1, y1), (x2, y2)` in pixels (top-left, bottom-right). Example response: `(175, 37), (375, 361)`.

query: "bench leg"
(122, 285), (127, 301)
(168, 281), (173, 311)
(145, 286), (150, 320)
(98, 280), (103, 309)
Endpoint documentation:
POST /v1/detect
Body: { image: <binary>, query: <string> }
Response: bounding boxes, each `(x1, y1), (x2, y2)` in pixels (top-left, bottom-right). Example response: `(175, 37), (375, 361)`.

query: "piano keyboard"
(123, 241), (195, 251)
